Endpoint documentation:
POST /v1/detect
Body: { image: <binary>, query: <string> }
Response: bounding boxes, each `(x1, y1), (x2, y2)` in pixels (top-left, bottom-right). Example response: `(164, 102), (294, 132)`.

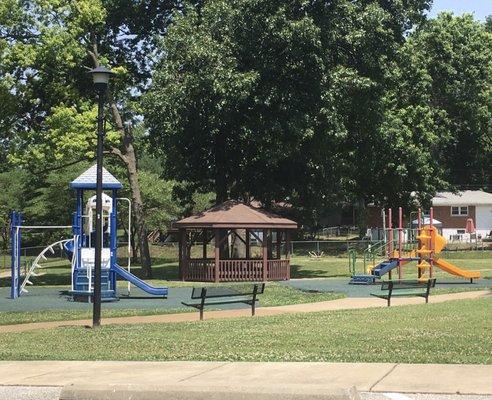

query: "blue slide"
(372, 259), (398, 277)
(113, 264), (168, 297)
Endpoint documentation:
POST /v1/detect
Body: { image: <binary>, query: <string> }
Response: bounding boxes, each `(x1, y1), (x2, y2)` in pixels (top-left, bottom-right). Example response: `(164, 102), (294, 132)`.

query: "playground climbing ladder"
(20, 239), (72, 294)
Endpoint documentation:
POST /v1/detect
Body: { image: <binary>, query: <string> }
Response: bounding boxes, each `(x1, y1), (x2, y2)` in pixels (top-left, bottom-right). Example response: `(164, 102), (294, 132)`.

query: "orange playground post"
(429, 207), (434, 278)
(417, 208), (422, 279)
(388, 208), (393, 280)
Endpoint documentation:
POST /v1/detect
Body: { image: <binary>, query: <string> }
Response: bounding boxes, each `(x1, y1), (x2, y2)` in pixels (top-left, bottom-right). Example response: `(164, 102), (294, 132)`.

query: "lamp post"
(88, 66), (113, 327)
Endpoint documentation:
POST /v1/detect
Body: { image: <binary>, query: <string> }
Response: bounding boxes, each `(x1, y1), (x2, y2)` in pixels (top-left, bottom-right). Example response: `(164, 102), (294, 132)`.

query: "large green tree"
(0, 0), (195, 275)
(145, 1), (334, 210)
(144, 0), (439, 223)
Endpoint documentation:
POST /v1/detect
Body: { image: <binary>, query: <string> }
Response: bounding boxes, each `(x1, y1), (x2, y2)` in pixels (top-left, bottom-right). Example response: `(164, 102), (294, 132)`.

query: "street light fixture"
(88, 65), (113, 328)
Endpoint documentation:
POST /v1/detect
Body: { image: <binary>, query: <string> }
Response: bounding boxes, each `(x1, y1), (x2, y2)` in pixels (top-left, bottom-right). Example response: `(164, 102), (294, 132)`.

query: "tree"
(145, 0), (344, 210)
(144, 0), (436, 225)
(0, 169), (29, 250)
(403, 14), (492, 190)
(0, 0), (193, 276)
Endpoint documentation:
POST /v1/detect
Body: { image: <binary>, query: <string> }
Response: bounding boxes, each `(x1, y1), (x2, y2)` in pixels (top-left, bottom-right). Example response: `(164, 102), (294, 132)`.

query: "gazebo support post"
(183, 229), (189, 281)
(267, 230), (273, 259)
(214, 229), (220, 283)
(245, 229), (250, 259)
(202, 229), (207, 259)
(262, 229), (268, 282)
(178, 228), (185, 280)
(286, 230), (291, 279)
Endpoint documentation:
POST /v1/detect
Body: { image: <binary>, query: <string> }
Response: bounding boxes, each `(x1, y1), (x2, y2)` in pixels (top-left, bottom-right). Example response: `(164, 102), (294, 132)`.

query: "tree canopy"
(0, 0), (195, 272)
(145, 0), (491, 222)
(1, 0), (491, 238)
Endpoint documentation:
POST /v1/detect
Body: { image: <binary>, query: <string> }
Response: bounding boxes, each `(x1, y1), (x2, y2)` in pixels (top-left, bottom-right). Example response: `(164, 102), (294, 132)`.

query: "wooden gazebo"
(175, 200), (297, 282)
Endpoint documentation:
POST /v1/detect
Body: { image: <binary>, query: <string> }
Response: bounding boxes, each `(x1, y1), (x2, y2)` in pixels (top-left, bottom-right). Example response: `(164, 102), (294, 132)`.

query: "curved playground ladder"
(20, 239), (72, 294)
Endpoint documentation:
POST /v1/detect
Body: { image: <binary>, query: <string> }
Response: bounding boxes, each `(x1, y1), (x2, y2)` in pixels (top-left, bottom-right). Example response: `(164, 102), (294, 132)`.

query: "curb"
(59, 385), (360, 400)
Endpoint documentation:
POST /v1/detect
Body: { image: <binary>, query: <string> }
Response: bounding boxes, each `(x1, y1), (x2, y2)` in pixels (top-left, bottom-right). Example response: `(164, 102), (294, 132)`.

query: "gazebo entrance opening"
(175, 201), (297, 282)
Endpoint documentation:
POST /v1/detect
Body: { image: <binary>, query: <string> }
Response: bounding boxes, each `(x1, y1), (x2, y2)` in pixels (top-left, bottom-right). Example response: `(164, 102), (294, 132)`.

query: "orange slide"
(418, 226), (481, 281)
(434, 258), (481, 280)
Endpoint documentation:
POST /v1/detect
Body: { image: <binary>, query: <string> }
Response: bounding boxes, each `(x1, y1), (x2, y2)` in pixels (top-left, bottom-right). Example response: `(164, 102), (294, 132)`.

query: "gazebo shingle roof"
(175, 200), (297, 229)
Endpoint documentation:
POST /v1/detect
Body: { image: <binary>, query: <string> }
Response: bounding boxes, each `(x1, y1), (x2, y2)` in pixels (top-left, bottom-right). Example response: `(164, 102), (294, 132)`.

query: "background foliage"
(0, 0), (491, 246)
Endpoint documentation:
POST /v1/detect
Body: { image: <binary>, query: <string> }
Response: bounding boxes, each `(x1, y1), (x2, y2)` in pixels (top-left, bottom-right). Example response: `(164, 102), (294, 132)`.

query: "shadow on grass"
(0, 271), (71, 287)
(290, 264), (349, 279)
(121, 262), (180, 281)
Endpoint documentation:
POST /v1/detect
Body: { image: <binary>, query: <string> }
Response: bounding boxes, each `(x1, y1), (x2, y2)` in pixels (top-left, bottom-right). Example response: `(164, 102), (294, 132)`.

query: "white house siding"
(476, 205), (492, 236)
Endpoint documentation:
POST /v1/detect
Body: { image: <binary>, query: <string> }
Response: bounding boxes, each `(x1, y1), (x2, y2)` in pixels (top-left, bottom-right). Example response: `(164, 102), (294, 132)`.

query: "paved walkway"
(1, 290), (489, 333)
(0, 361), (491, 396)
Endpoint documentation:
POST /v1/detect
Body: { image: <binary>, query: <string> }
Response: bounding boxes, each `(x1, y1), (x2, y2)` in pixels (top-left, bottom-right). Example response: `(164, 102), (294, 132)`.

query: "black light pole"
(88, 66), (113, 328)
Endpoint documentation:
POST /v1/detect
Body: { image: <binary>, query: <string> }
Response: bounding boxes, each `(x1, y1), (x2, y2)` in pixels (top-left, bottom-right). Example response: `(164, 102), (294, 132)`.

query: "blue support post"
(10, 211), (22, 299)
(110, 190), (118, 294)
(72, 190), (84, 292)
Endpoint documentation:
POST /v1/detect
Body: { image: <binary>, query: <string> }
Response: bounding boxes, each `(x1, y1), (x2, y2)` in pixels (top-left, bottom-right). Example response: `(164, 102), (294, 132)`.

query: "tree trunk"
(356, 197), (368, 238)
(87, 37), (152, 277)
(126, 153), (153, 277)
(214, 129), (230, 259)
(231, 229), (246, 258)
(109, 104), (153, 278)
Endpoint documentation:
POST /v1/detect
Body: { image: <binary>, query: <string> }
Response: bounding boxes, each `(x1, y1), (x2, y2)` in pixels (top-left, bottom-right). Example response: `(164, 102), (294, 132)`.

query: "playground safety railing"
(348, 249), (357, 275)
(363, 239), (389, 274)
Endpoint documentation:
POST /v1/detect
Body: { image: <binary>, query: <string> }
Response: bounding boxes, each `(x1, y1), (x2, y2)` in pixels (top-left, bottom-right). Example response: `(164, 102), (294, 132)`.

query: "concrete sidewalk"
(1, 290), (489, 333)
(0, 361), (491, 398)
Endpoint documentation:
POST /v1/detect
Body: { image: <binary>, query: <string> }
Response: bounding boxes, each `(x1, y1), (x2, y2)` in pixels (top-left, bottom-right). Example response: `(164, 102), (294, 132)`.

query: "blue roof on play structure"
(70, 165), (123, 190)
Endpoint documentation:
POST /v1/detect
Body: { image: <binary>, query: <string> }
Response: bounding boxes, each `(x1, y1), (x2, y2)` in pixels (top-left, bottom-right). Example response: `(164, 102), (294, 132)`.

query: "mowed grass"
(0, 297), (490, 364)
(0, 284), (344, 326)
(0, 308), (192, 326)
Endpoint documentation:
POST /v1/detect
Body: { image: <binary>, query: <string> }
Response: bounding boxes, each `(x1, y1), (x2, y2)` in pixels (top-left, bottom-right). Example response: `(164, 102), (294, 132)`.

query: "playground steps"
(391, 250), (417, 258)
(349, 274), (379, 284)
(349, 260), (399, 285)
(73, 267), (117, 300)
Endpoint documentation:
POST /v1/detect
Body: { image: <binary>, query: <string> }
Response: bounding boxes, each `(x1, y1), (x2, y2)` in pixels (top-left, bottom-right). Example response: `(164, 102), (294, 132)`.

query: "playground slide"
(372, 260), (398, 277)
(434, 259), (480, 279)
(113, 264), (168, 297)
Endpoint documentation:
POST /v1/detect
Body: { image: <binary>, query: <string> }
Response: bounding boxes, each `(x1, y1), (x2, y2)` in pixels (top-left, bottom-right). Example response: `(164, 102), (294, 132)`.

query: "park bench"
(370, 279), (436, 307)
(182, 283), (265, 320)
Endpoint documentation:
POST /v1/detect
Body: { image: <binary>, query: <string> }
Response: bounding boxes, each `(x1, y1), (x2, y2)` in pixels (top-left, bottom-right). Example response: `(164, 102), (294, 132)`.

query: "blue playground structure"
(10, 165), (167, 301)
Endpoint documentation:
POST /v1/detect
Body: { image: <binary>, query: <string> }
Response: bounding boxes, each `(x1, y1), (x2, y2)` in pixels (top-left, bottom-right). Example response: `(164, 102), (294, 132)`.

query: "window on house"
(457, 229), (466, 234)
(451, 206), (468, 216)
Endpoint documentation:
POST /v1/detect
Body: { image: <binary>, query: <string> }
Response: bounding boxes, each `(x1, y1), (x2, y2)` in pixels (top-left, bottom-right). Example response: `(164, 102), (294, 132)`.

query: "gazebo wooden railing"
(184, 258), (290, 282)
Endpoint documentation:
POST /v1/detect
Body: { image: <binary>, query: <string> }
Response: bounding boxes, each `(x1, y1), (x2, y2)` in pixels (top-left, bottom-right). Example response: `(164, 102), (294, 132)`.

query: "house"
(432, 191), (492, 239)
(365, 190), (492, 240)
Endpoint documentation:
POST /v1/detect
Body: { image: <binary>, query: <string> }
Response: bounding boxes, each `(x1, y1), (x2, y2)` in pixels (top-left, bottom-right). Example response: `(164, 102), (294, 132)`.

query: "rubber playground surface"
(1, 277), (490, 313)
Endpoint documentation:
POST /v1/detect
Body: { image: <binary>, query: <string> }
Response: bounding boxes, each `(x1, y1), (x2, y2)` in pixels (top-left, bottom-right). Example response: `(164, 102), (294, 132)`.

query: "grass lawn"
(0, 297), (490, 364)
(1, 248), (490, 285)
(0, 308), (192, 326)
(0, 283), (344, 326)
